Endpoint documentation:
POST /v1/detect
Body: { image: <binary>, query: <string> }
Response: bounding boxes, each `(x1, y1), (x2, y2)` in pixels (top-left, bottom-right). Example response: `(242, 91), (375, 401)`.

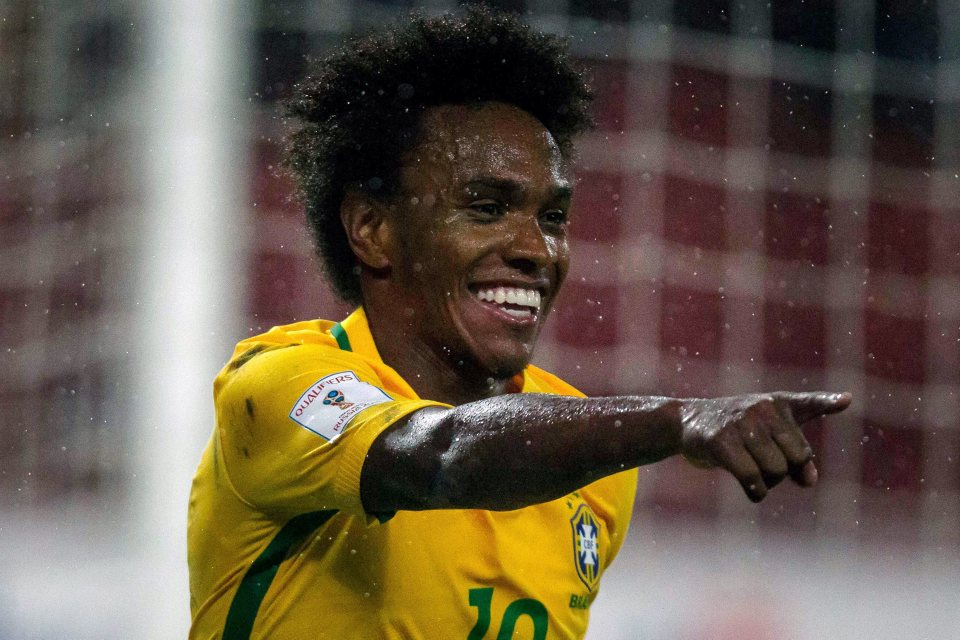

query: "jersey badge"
(570, 503), (601, 592)
(289, 371), (391, 441)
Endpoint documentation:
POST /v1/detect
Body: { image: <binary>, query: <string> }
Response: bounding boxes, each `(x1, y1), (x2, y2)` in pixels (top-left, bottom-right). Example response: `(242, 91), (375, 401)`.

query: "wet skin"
(347, 102), (571, 406)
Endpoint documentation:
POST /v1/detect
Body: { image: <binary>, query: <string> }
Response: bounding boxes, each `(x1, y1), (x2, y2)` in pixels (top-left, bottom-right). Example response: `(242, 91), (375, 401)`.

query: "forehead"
(403, 102), (568, 186)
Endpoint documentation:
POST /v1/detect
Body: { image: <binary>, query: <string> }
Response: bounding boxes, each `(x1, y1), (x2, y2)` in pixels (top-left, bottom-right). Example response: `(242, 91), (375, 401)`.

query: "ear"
(340, 189), (392, 270)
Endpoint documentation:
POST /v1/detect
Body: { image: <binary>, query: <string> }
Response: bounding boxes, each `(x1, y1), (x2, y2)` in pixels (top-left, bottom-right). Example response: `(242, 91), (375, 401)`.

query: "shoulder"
(228, 319), (338, 362)
(214, 320), (383, 407)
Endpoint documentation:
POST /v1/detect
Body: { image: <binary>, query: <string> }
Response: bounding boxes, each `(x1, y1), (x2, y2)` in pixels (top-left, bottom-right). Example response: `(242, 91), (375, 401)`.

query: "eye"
(469, 200), (506, 218)
(540, 209), (568, 227)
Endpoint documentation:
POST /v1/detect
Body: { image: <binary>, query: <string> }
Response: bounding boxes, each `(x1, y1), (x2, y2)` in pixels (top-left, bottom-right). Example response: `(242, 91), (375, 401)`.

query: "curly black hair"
(285, 6), (593, 303)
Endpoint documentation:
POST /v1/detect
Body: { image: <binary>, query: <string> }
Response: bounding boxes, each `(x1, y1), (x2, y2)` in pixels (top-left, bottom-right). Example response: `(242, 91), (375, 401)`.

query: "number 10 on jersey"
(467, 587), (548, 640)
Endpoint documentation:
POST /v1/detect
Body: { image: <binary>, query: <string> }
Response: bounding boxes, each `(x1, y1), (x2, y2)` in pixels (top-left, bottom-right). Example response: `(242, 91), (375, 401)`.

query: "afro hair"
(285, 6), (593, 303)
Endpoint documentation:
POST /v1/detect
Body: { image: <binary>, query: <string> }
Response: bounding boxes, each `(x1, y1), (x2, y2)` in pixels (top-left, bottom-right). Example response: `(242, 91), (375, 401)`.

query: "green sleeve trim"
(330, 322), (352, 352)
(222, 510), (337, 640)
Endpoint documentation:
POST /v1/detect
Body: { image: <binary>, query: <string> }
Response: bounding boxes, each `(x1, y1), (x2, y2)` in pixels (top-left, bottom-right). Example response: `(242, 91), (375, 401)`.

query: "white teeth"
(474, 286), (542, 312)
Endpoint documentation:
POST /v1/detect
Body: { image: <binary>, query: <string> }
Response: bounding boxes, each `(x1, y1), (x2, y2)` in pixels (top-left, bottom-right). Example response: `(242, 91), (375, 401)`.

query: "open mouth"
(471, 285), (542, 321)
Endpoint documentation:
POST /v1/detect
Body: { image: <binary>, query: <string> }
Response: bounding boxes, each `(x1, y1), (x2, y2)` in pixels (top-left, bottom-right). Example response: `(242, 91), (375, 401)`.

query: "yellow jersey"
(188, 307), (638, 639)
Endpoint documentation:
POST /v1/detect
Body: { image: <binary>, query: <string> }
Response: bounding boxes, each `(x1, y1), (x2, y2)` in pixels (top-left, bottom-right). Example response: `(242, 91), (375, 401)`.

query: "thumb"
(775, 391), (852, 424)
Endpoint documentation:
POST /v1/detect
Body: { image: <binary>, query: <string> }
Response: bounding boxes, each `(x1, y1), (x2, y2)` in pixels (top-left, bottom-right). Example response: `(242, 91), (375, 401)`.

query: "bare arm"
(360, 391), (852, 513)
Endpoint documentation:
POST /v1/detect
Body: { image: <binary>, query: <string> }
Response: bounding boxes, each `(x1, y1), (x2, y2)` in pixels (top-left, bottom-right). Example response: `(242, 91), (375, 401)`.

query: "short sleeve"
(214, 342), (445, 521)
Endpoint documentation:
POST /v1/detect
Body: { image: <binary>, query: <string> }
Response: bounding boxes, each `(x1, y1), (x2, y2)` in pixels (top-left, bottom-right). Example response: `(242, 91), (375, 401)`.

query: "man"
(188, 8), (850, 639)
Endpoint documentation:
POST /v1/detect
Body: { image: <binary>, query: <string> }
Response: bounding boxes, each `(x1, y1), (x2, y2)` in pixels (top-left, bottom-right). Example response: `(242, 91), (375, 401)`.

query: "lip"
(466, 292), (540, 327)
(463, 280), (545, 329)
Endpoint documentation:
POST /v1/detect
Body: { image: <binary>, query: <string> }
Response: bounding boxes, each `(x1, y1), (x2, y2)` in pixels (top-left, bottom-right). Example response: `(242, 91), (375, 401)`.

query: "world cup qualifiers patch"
(289, 371), (392, 441)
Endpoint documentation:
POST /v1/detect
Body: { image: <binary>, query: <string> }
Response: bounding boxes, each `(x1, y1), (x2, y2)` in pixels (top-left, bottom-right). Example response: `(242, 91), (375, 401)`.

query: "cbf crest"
(570, 503), (601, 591)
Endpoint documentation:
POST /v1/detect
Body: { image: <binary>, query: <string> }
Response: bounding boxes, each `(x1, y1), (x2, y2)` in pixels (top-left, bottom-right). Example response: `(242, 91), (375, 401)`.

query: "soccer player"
(188, 8), (851, 639)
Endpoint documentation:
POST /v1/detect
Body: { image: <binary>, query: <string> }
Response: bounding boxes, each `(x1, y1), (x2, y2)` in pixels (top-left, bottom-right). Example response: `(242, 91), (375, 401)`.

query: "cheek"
(434, 226), (493, 265)
(552, 237), (571, 277)
(392, 215), (454, 275)
(411, 233), (474, 292)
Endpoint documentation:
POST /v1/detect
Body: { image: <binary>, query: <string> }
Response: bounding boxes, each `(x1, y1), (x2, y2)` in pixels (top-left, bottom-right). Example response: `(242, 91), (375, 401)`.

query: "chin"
(476, 346), (534, 380)
(449, 298), (541, 381)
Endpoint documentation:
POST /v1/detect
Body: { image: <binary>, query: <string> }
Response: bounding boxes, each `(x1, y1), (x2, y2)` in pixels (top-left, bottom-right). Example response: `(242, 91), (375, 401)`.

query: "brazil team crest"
(570, 503), (601, 591)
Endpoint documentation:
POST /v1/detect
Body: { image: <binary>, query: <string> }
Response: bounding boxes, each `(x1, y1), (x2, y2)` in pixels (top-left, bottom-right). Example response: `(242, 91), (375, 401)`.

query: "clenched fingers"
(741, 426), (789, 491)
(714, 437), (768, 502)
(770, 397), (816, 486)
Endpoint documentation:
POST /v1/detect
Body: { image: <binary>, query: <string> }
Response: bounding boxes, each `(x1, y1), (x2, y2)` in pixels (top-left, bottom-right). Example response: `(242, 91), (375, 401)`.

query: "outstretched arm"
(360, 391), (851, 513)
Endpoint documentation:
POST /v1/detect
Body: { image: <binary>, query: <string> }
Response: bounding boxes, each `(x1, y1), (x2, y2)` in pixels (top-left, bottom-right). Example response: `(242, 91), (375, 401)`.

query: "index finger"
(773, 391), (852, 424)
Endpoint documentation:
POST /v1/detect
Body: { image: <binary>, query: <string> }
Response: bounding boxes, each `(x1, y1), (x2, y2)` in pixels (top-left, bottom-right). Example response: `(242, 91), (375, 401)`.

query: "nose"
(503, 213), (554, 273)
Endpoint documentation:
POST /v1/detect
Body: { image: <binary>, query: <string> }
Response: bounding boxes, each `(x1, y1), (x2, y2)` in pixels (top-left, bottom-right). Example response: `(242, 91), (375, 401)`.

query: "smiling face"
(382, 102), (572, 381)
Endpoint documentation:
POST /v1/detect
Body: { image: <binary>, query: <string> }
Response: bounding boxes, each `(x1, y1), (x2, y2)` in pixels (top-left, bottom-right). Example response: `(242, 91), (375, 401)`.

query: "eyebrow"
(462, 177), (572, 201)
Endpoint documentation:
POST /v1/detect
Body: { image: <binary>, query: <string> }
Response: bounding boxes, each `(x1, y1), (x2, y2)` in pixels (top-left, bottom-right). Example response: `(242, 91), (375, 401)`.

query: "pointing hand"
(679, 392), (852, 502)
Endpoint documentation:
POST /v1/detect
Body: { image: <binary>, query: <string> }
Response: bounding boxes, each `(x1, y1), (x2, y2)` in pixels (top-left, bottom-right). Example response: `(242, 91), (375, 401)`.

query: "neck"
(362, 298), (515, 406)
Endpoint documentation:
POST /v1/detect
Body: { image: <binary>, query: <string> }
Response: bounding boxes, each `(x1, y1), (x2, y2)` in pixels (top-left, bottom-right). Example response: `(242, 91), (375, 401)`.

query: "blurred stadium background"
(2, 0), (958, 638)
